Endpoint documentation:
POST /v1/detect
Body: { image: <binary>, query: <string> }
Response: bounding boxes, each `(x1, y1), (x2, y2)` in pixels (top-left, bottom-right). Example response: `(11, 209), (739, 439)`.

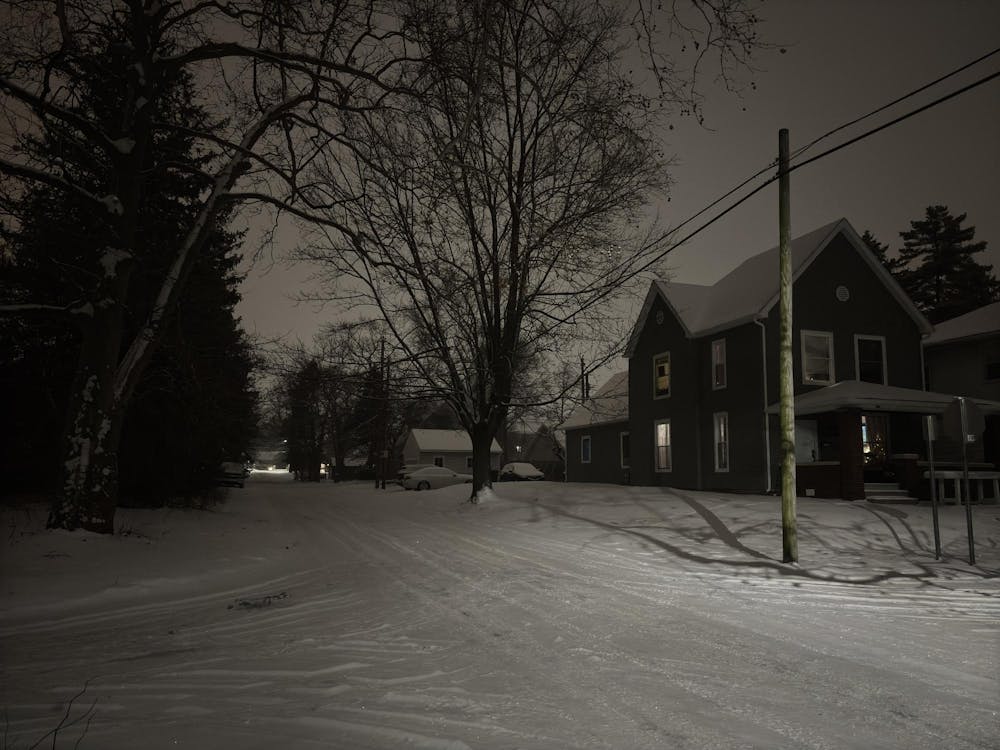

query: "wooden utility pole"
(778, 128), (798, 563)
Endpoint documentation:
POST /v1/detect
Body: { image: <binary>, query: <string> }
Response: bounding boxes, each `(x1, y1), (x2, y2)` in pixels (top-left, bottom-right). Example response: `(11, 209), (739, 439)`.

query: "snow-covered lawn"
(2, 476), (998, 749)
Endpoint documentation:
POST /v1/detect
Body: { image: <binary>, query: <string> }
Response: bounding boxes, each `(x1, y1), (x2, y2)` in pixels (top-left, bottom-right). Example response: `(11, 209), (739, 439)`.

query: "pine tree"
(860, 230), (903, 274)
(1, 44), (257, 507)
(895, 206), (998, 323)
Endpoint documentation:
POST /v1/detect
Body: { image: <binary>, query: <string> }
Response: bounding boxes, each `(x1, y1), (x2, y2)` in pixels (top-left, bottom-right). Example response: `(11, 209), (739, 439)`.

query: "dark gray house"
(564, 218), (1000, 499)
(562, 371), (630, 484)
(923, 301), (1000, 466)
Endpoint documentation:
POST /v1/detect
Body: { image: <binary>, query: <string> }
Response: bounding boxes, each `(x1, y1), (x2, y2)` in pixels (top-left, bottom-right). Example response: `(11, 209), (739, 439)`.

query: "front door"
(861, 413), (889, 479)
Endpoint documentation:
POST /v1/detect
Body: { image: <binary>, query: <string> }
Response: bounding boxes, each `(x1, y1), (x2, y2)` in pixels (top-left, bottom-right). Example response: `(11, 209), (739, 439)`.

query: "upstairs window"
(654, 420), (671, 472)
(855, 335), (887, 385)
(711, 339), (727, 389)
(801, 330), (834, 385)
(653, 352), (671, 398)
(581, 435), (592, 464)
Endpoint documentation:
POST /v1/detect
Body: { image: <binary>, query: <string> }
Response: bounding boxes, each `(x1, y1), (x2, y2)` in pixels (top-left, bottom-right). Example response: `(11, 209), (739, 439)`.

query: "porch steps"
(864, 482), (915, 504)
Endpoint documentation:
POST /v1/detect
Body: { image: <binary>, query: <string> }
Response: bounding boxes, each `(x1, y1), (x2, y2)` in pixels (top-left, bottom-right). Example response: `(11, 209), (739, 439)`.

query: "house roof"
(923, 301), (1000, 346)
(765, 380), (1000, 416)
(408, 428), (502, 454)
(561, 371), (629, 430)
(625, 218), (932, 354)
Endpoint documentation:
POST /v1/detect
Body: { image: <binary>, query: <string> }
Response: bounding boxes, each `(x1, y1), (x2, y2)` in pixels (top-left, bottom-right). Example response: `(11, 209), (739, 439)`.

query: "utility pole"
(381, 338), (389, 490)
(778, 128), (798, 563)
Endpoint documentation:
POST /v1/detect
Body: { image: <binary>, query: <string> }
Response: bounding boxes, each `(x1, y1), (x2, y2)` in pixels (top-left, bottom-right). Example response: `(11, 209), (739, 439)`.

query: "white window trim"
(619, 431), (630, 469)
(713, 412), (730, 473)
(800, 329), (835, 386)
(653, 351), (671, 400)
(854, 334), (888, 385)
(653, 419), (672, 473)
(580, 435), (592, 464)
(711, 338), (727, 390)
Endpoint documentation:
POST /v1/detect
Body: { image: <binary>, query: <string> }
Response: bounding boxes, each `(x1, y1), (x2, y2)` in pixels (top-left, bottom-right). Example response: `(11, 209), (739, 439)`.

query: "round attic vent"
(835, 285), (850, 302)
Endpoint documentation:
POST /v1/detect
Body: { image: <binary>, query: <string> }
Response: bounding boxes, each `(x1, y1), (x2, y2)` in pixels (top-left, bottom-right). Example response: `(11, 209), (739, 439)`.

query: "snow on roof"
(923, 301), (1000, 346)
(625, 218), (931, 353)
(765, 379), (1000, 416)
(409, 428), (502, 453)
(561, 370), (629, 430)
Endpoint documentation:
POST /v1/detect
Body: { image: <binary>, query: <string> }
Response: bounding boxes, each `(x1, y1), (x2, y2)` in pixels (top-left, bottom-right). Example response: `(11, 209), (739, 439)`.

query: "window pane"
(620, 433), (630, 467)
(857, 338), (884, 384)
(655, 422), (671, 471)
(712, 340), (726, 388)
(714, 413), (729, 471)
(803, 333), (832, 383)
(654, 354), (670, 396)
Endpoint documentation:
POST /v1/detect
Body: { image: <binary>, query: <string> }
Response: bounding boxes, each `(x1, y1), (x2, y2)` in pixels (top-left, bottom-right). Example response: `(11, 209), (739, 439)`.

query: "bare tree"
(0, 1), (413, 530)
(300, 0), (758, 498)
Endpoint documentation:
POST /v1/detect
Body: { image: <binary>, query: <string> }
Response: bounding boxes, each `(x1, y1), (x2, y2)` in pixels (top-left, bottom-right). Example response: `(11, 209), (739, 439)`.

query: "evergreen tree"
(0, 44), (257, 506)
(860, 230), (903, 274)
(895, 206), (998, 323)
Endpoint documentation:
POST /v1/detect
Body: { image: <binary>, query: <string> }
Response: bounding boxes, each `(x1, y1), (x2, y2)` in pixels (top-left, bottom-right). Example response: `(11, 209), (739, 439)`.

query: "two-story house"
(565, 218), (999, 499)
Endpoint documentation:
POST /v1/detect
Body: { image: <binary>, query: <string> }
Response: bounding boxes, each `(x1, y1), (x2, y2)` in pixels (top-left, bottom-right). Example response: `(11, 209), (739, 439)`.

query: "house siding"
(565, 422), (630, 484)
(628, 295), (700, 488)
(763, 231), (924, 404)
(697, 322), (769, 492)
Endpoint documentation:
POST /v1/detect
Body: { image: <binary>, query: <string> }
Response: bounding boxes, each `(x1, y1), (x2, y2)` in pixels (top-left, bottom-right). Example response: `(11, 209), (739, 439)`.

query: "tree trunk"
(469, 421), (494, 502)
(48, 306), (126, 533)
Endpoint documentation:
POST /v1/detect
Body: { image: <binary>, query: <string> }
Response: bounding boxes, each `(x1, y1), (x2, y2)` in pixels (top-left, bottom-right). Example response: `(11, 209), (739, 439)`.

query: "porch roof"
(766, 380), (1000, 416)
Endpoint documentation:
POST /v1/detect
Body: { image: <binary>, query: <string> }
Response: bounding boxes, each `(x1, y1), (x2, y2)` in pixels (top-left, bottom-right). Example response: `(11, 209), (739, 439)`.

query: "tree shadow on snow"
(527, 497), (943, 586)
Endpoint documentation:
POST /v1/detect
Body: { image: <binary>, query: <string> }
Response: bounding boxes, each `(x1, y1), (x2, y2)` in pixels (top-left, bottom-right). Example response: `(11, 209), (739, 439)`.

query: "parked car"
(395, 464), (432, 485)
(216, 461), (247, 488)
(499, 462), (545, 481)
(402, 466), (472, 490)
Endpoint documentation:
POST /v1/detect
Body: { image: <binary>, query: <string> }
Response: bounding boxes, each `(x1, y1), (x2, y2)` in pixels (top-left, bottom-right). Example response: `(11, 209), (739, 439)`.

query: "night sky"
(235, 0), (1000, 345)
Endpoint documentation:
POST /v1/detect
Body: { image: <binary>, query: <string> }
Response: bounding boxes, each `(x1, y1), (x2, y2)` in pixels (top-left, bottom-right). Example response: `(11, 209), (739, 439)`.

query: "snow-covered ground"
(2, 476), (998, 749)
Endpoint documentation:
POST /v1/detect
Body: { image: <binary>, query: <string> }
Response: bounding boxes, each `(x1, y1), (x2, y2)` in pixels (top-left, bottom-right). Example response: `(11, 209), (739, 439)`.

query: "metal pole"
(959, 398), (975, 565)
(778, 128), (797, 563)
(925, 414), (940, 560)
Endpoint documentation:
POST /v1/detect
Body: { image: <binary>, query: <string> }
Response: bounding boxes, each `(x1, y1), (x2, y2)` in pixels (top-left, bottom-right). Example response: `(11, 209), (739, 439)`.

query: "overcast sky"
(236, 0), (1000, 345)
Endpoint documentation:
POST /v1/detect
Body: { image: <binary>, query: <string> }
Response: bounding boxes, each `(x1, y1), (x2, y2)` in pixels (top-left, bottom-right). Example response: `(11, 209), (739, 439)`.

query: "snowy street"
(2, 476), (998, 749)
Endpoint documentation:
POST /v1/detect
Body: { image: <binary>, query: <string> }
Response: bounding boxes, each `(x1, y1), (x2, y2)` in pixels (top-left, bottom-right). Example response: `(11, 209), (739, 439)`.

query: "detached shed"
(401, 429), (502, 473)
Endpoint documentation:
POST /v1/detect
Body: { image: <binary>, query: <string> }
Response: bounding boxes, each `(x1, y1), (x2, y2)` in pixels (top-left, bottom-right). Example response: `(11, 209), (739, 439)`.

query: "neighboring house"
(565, 218), (1000, 500)
(923, 301), (1000, 465)
(400, 428), (502, 473)
(501, 424), (565, 480)
(562, 371), (630, 484)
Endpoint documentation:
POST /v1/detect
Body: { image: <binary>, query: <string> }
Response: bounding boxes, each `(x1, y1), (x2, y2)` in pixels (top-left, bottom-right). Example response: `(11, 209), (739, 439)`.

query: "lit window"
(653, 352), (671, 398)
(712, 339), (727, 389)
(581, 435), (591, 464)
(714, 412), (729, 472)
(855, 335), (886, 385)
(801, 330), (834, 385)
(620, 432), (630, 469)
(654, 420), (671, 472)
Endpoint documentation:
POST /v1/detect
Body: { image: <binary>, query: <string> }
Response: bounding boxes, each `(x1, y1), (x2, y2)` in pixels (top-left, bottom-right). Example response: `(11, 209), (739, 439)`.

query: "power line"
(655, 44), (1000, 248)
(788, 44), (1000, 164)
(788, 68), (1000, 174)
(635, 66), (1000, 276)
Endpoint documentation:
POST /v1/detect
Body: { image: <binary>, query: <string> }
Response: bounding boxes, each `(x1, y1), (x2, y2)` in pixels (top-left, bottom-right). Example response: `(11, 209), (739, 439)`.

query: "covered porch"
(767, 380), (1000, 501)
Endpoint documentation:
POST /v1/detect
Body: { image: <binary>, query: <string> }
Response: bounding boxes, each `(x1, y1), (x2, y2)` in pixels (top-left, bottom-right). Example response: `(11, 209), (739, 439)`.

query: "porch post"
(837, 409), (865, 501)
